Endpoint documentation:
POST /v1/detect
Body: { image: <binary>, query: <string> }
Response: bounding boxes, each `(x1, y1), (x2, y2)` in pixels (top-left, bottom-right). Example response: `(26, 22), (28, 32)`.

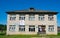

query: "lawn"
(0, 34), (60, 38)
(0, 32), (60, 38)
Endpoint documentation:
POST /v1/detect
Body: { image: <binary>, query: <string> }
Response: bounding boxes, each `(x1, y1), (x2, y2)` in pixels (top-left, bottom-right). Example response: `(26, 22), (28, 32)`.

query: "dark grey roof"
(6, 8), (58, 14)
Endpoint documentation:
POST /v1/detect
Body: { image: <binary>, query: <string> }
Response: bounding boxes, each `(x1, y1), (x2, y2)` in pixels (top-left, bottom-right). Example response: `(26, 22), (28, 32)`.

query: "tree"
(0, 24), (6, 32)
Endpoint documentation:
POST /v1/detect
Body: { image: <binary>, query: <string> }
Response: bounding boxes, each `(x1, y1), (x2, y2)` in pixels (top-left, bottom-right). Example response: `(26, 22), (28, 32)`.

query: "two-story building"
(6, 8), (58, 35)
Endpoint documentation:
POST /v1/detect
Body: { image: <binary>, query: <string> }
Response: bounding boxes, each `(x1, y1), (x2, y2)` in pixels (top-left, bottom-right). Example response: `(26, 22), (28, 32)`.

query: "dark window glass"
(48, 15), (54, 21)
(19, 25), (25, 31)
(10, 17), (16, 20)
(48, 25), (54, 32)
(39, 14), (44, 21)
(29, 25), (35, 32)
(19, 14), (25, 20)
(29, 14), (35, 21)
(10, 15), (16, 20)
(9, 25), (16, 31)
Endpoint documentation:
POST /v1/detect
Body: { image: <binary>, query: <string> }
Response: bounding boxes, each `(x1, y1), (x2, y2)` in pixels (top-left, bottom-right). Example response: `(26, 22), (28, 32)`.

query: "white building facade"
(6, 8), (58, 35)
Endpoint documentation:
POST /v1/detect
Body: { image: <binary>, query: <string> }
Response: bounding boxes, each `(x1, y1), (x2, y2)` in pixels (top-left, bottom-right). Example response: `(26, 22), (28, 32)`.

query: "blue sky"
(0, 0), (60, 26)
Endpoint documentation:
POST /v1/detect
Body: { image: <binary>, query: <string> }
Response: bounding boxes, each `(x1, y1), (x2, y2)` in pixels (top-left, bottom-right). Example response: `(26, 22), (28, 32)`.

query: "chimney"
(29, 8), (35, 11)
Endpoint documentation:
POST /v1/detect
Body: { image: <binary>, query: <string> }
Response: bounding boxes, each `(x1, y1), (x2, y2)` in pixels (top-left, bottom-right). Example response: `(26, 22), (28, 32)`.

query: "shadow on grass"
(0, 32), (6, 35)
(0, 33), (6, 35)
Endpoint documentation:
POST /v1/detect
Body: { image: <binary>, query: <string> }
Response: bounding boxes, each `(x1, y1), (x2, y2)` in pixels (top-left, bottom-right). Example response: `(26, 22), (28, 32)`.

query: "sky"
(0, 0), (60, 26)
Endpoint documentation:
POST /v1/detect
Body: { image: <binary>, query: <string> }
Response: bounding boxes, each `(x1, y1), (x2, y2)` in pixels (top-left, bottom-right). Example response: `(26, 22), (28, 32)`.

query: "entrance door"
(38, 25), (46, 34)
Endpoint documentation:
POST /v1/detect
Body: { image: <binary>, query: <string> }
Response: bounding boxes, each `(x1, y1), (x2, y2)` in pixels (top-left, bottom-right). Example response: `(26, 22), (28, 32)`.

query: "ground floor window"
(48, 25), (54, 32)
(9, 25), (16, 32)
(19, 25), (25, 31)
(29, 25), (35, 32)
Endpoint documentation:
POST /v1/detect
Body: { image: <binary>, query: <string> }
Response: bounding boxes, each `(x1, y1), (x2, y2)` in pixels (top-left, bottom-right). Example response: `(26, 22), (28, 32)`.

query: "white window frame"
(39, 14), (44, 21)
(29, 25), (35, 32)
(48, 25), (54, 32)
(9, 25), (16, 32)
(19, 25), (25, 32)
(48, 15), (54, 21)
(29, 14), (35, 21)
(10, 14), (16, 20)
(19, 14), (25, 20)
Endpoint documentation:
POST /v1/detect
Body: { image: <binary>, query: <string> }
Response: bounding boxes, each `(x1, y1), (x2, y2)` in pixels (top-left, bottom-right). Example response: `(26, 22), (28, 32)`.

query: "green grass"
(0, 32), (60, 38)
(0, 34), (60, 38)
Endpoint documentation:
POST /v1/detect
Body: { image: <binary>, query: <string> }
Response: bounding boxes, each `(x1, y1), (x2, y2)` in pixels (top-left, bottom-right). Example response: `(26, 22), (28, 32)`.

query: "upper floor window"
(19, 25), (25, 32)
(39, 14), (44, 21)
(29, 14), (35, 21)
(9, 25), (16, 32)
(29, 25), (35, 32)
(48, 15), (54, 21)
(10, 14), (16, 20)
(48, 25), (54, 32)
(19, 14), (25, 20)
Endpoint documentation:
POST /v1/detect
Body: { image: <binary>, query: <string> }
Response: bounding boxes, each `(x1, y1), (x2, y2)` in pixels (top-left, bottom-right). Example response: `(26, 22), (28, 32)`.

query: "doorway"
(38, 25), (46, 34)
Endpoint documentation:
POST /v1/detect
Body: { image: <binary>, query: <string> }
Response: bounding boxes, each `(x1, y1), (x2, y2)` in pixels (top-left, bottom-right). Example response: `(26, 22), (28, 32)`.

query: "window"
(48, 15), (54, 21)
(29, 14), (35, 21)
(19, 14), (25, 20)
(29, 25), (35, 32)
(48, 25), (54, 32)
(9, 25), (16, 31)
(39, 14), (44, 21)
(19, 25), (25, 31)
(10, 15), (16, 20)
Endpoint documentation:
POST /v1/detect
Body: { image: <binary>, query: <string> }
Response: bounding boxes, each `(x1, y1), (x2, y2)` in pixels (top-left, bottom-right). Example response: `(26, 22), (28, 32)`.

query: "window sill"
(29, 31), (35, 32)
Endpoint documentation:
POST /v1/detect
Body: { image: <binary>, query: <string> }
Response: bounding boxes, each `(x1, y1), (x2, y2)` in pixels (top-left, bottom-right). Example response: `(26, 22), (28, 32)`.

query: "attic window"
(29, 8), (35, 11)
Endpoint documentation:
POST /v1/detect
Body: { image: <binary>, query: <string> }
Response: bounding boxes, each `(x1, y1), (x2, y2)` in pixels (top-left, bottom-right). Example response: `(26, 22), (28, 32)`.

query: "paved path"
(32, 37), (46, 38)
